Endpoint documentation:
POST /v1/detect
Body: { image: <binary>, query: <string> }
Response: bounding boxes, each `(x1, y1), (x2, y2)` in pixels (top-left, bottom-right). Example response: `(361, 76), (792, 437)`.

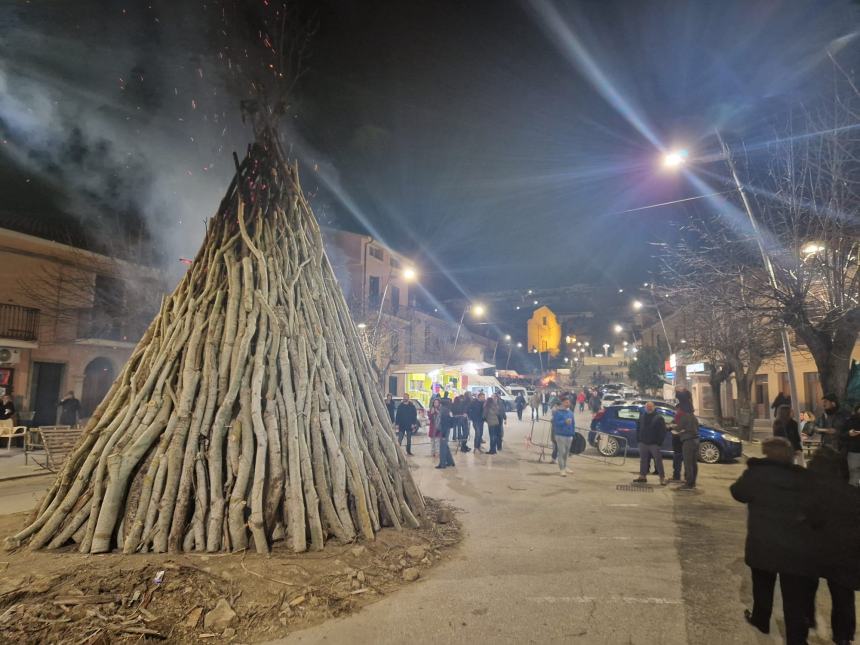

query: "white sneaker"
(565, 468), (574, 474)
(559, 471), (567, 477)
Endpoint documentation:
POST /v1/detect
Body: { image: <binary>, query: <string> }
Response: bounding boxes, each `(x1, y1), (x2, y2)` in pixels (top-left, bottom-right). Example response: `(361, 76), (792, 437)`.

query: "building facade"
(0, 226), (164, 426)
(322, 228), (495, 393)
(527, 305), (561, 357)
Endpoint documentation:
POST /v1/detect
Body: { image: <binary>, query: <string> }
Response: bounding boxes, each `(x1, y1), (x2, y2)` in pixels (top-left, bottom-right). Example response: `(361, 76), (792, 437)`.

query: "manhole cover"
(615, 484), (654, 493)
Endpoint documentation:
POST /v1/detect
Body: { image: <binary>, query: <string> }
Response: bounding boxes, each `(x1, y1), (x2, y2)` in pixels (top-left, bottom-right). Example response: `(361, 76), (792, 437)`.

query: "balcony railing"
(0, 304), (40, 342)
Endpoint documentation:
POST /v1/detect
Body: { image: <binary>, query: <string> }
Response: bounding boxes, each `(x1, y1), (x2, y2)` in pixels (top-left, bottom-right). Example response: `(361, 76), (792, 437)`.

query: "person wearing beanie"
(817, 394), (849, 452)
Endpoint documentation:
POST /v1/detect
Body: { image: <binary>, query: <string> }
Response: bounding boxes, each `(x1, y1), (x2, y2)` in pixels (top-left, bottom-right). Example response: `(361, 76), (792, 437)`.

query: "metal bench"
(0, 419), (26, 450)
(30, 426), (82, 472)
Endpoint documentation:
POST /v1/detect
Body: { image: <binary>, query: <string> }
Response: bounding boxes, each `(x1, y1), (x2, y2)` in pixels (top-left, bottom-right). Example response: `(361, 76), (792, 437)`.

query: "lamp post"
(662, 139), (801, 421)
(370, 266), (417, 354)
(452, 302), (484, 356)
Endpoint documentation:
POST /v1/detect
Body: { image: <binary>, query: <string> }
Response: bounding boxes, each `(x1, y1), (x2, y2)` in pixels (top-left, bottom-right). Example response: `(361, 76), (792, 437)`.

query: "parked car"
(391, 397), (429, 434)
(600, 393), (624, 408)
(588, 404), (743, 463)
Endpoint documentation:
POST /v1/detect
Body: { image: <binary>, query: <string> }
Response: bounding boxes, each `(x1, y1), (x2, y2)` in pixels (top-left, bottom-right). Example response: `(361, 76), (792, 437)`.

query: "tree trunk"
(798, 325), (858, 403)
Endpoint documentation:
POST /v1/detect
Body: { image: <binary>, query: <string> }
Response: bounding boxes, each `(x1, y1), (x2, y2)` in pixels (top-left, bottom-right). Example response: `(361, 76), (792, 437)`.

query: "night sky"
(1, 0), (857, 326)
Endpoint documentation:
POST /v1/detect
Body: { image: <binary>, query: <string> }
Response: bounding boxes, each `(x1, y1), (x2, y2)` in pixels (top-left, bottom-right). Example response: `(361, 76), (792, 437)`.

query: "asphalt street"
(270, 408), (841, 645)
(0, 410), (844, 644)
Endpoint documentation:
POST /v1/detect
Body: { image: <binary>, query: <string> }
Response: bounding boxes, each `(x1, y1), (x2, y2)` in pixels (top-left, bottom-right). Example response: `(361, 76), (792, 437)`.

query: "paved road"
(0, 413), (842, 644)
(272, 409), (840, 645)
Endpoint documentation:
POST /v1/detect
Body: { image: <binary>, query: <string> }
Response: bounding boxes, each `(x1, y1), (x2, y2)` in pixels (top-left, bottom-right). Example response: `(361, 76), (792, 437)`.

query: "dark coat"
(0, 400), (15, 421)
(438, 405), (454, 439)
(468, 398), (484, 423)
(772, 418), (802, 452)
(730, 458), (821, 578)
(394, 401), (418, 430)
(385, 400), (396, 423)
(637, 411), (667, 445)
(809, 471), (860, 590)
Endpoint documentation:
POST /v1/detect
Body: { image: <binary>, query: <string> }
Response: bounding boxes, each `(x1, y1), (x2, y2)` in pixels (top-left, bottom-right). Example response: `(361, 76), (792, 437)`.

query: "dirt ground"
(0, 499), (461, 644)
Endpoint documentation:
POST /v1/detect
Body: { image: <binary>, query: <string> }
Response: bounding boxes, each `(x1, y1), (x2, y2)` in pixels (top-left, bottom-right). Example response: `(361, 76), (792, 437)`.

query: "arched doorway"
(81, 357), (115, 418)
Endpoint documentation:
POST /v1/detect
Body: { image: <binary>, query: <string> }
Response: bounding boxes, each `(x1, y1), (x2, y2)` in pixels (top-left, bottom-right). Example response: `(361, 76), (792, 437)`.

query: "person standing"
(0, 395), (15, 421)
(730, 437), (820, 643)
(817, 394), (848, 451)
(436, 398), (455, 469)
(529, 391), (541, 420)
(675, 386), (694, 414)
(845, 404), (860, 487)
(384, 393), (396, 423)
(469, 392), (486, 451)
(633, 402), (667, 485)
(673, 404), (699, 490)
(589, 391), (600, 414)
(552, 397), (575, 477)
(495, 392), (507, 451)
(772, 404), (803, 466)
(771, 391), (791, 417)
(483, 393), (503, 455)
(428, 398), (441, 459)
(541, 390), (549, 416)
(58, 391), (81, 427)
(576, 389), (586, 413)
(807, 446), (860, 644)
(456, 393), (472, 453)
(394, 393), (418, 456)
(515, 392), (526, 421)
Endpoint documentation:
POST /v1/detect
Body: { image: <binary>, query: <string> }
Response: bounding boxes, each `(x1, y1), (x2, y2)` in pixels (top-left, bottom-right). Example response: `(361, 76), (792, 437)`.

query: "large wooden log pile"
(6, 130), (424, 554)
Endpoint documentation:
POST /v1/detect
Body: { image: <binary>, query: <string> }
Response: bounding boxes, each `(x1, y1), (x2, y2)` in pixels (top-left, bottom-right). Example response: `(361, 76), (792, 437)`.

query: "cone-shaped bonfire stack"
(7, 129), (424, 554)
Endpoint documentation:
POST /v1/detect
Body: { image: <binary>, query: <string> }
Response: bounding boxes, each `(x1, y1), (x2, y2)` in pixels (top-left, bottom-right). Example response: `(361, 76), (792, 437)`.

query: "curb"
(0, 472), (53, 483)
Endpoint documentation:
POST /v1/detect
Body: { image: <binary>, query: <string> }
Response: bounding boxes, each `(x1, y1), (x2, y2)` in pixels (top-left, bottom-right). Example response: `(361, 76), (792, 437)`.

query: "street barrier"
(527, 415), (628, 466)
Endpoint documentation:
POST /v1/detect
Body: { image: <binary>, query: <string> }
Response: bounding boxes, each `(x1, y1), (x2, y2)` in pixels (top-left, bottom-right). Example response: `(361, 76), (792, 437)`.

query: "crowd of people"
(385, 390), (509, 469)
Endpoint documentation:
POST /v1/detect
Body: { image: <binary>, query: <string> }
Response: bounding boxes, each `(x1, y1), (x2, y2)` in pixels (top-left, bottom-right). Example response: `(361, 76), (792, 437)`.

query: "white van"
(466, 375), (516, 411)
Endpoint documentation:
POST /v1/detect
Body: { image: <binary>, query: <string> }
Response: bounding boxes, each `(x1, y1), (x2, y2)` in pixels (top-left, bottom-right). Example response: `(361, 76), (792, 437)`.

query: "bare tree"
(666, 72), (860, 402)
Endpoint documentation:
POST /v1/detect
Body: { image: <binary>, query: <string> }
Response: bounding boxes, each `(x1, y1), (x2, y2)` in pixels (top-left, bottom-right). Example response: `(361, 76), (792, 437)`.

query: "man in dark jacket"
(633, 402), (667, 485)
(469, 393), (486, 451)
(58, 391), (81, 427)
(394, 394), (418, 456)
(731, 437), (821, 643)
(807, 447), (860, 644)
(672, 405), (700, 490)
(436, 398), (455, 469)
(384, 394), (396, 423)
(817, 393), (848, 451)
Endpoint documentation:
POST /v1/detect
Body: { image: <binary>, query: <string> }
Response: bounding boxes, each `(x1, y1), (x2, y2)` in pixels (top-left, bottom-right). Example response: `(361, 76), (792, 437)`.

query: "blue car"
(588, 404), (743, 463)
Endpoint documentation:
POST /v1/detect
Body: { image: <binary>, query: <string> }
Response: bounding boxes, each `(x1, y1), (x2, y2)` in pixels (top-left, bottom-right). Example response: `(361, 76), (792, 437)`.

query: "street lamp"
(452, 302), (485, 355)
(662, 149), (688, 169)
(504, 334), (512, 341)
(613, 324), (623, 334)
(632, 300), (644, 311)
(602, 343), (610, 355)
(371, 266), (417, 349)
(661, 136), (801, 420)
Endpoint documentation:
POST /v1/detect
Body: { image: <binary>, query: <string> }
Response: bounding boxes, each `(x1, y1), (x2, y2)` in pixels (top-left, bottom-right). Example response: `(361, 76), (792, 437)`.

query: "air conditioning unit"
(0, 348), (21, 365)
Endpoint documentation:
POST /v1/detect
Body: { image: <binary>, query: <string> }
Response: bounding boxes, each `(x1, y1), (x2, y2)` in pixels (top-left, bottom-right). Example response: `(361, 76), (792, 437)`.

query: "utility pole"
(717, 131), (801, 423)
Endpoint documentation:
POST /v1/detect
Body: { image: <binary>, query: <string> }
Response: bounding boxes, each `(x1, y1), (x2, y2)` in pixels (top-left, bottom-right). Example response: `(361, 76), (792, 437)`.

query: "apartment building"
(0, 214), (164, 426)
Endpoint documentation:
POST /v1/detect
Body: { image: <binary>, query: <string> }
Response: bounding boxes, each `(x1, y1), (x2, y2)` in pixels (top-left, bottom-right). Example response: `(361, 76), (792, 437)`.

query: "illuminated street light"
(801, 242), (826, 256)
(402, 267), (417, 281)
(662, 149), (687, 169)
(504, 334), (511, 341)
(533, 300), (539, 305)
(618, 288), (624, 293)
(584, 342), (589, 347)
(613, 324), (623, 334)
(623, 340), (628, 347)
(516, 342), (522, 348)
(602, 343), (610, 355)
(633, 300), (644, 311)
(563, 357), (569, 363)
(527, 289), (533, 295)
(453, 302), (485, 354)
(515, 305), (521, 310)
(356, 323), (367, 329)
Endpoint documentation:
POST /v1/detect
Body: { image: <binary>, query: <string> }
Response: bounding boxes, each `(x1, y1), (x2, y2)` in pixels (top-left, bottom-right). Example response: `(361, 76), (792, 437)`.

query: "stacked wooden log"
(6, 130), (424, 554)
